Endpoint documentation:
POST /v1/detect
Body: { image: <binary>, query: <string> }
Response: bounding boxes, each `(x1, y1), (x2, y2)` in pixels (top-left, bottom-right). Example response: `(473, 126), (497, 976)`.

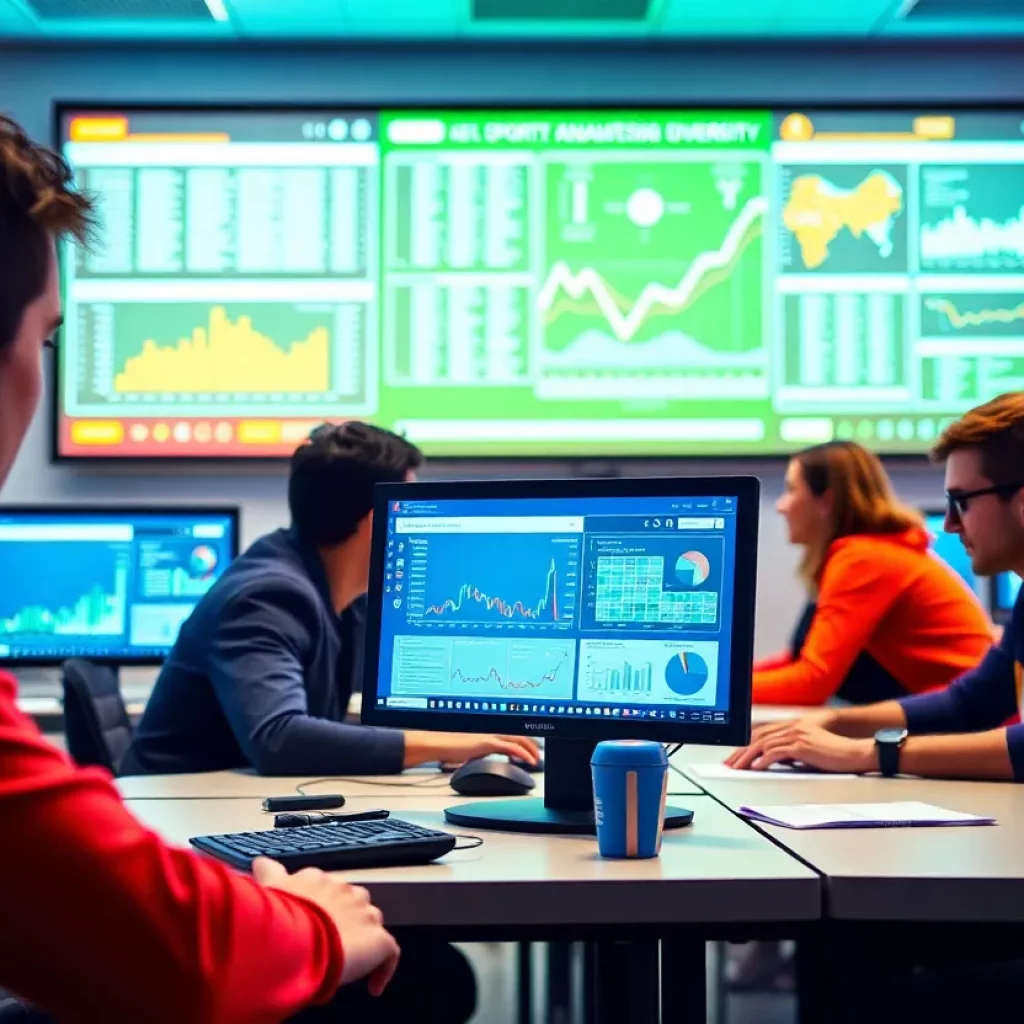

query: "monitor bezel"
(360, 475), (759, 747)
(0, 503), (241, 668)
(51, 99), (1021, 465)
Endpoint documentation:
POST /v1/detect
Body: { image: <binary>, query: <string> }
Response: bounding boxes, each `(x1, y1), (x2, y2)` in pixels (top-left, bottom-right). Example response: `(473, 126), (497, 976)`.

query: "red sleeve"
(752, 542), (901, 705)
(0, 672), (344, 1024)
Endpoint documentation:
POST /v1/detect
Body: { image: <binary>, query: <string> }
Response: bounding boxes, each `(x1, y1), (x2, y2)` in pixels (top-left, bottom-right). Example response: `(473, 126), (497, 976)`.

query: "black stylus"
(274, 809), (390, 828)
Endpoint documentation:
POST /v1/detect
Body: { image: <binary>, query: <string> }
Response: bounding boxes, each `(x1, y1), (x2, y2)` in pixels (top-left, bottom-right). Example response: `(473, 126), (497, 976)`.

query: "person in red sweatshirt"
(0, 114), (402, 1022)
(753, 439), (993, 706)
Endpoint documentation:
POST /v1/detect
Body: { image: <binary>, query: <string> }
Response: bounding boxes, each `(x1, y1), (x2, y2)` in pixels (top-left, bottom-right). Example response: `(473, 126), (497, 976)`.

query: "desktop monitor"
(923, 510), (980, 597)
(361, 475), (759, 834)
(991, 572), (1022, 625)
(0, 506), (239, 666)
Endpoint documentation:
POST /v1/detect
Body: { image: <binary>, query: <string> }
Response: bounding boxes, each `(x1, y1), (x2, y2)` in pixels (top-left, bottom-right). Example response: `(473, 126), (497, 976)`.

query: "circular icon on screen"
(189, 545), (220, 580)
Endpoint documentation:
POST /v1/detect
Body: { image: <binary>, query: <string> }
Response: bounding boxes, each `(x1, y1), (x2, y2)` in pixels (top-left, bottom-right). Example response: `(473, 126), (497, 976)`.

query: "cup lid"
(590, 739), (668, 767)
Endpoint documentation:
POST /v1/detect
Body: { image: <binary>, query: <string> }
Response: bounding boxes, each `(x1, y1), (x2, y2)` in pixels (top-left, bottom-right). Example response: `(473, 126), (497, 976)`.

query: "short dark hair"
(0, 115), (94, 354)
(288, 421), (423, 546)
(931, 391), (1024, 486)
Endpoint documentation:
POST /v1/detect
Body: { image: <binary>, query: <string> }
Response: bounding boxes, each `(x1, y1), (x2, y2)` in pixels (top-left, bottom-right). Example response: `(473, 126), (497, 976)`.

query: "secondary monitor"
(56, 105), (1024, 460)
(923, 510), (981, 598)
(0, 506), (239, 666)
(361, 475), (759, 834)
(991, 572), (1022, 625)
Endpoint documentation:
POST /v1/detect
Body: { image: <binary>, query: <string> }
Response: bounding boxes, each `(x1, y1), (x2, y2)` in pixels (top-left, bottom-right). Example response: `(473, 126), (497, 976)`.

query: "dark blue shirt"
(900, 581), (1024, 779)
(120, 528), (405, 777)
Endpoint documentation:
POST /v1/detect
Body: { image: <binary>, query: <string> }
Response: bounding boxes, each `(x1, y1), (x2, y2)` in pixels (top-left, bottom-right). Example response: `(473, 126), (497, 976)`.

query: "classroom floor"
(461, 943), (795, 1023)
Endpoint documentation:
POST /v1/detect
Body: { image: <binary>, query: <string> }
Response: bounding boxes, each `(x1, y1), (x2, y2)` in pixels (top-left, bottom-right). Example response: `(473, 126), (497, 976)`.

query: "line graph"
(405, 533), (579, 631)
(426, 559), (560, 621)
(922, 294), (1024, 337)
(450, 641), (572, 692)
(390, 636), (576, 699)
(536, 196), (768, 344)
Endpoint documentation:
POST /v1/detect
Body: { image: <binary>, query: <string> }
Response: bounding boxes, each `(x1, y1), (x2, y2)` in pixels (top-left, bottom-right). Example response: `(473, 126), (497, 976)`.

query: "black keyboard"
(190, 817), (458, 872)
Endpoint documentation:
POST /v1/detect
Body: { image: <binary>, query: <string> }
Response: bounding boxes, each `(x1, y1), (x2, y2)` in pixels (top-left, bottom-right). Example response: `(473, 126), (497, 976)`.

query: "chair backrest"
(60, 659), (133, 775)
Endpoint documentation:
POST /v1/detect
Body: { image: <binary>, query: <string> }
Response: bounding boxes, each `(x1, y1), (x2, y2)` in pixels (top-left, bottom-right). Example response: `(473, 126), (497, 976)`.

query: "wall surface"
(2, 40), (1008, 656)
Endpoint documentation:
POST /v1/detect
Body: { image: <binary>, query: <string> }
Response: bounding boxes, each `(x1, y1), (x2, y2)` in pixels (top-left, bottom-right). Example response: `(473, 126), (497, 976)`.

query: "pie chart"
(664, 651), (709, 697)
(189, 544), (220, 580)
(675, 550), (710, 586)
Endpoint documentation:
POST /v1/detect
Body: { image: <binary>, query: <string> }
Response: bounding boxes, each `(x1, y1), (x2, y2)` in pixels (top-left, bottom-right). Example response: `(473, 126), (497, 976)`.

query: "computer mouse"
(449, 758), (536, 797)
(510, 756), (544, 774)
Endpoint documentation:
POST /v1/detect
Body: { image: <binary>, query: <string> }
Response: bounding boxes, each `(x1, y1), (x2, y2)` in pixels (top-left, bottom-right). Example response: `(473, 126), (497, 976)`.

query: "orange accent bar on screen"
(69, 117), (128, 142)
(626, 771), (638, 857)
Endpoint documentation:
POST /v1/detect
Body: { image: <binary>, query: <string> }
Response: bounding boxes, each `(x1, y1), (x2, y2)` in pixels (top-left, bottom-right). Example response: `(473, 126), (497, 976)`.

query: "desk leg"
(546, 942), (573, 1024)
(662, 937), (706, 1022)
(592, 940), (660, 1023)
(518, 942), (533, 1024)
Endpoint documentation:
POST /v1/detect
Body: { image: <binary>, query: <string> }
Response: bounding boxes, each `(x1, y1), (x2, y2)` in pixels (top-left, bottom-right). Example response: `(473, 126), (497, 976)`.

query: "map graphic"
(781, 166), (907, 273)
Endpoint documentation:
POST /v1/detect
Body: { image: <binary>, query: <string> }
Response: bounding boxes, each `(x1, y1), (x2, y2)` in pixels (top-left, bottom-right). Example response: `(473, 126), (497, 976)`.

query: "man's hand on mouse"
(402, 731), (541, 770)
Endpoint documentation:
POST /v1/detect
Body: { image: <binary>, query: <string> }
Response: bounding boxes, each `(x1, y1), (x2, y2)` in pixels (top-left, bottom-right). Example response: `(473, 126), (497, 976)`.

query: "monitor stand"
(443, 738), (694, 836)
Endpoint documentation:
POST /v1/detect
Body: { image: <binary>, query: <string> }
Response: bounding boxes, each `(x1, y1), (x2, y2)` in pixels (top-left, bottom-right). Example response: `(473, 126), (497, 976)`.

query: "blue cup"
(591, 740), (669, 859)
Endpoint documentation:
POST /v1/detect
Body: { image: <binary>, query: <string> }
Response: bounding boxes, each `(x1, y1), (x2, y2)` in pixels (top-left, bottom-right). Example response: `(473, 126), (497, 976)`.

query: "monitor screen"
(923, 511), (979, 595)
(993, 571), (1022, 620)
(0, 507), (239, 665)
(56, 106), (1024, 460)
(361, 477), (759, 746)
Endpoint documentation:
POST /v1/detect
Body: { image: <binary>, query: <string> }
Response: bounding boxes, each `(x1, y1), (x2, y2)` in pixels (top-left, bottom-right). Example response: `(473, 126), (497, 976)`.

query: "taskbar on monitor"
(375, 696), (728, 725)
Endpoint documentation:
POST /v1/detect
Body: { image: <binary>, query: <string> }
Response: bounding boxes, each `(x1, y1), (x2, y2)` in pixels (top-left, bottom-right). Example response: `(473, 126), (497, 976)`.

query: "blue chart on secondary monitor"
(392, 635), (576, 700)
(0, 541), (128, 638)
(405, 532), (579, 630)
(137, 538), (224, 600)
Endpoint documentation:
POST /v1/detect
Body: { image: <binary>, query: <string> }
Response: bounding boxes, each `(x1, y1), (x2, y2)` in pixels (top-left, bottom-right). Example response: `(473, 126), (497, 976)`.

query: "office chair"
(60, 659), (133, 775)
(0, 991), (52, 1023)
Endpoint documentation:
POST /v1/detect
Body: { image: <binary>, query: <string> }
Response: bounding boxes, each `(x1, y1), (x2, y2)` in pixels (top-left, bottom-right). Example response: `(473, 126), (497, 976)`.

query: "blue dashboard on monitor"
(363, 477), (759, 747)
(0, 506), (239, 664)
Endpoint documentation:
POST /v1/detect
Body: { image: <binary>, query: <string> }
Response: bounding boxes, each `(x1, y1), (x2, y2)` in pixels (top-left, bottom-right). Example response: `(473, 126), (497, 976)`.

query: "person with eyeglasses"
(730, 391), (1024, 781)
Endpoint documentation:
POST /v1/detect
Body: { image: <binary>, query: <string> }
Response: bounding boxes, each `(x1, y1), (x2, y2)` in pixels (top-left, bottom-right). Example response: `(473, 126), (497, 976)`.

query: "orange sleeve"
(753, 650), (794, 673)
(0, 673), (345, 1024)
(752, 542), (903, 705)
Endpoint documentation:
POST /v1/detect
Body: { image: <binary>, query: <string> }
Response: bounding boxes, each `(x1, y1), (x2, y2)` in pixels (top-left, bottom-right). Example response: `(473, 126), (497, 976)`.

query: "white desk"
(117, 765), (705, 801)
(126, 793), (818, 928)
(680, 770), (1024, 923)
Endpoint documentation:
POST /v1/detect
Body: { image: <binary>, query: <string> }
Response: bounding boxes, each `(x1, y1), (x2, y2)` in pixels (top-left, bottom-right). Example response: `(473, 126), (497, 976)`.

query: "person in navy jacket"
(122, 421), (538, 778)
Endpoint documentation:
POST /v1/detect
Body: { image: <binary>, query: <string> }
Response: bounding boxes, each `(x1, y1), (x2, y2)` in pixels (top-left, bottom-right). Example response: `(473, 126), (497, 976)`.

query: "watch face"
(876, 727), (909, 745)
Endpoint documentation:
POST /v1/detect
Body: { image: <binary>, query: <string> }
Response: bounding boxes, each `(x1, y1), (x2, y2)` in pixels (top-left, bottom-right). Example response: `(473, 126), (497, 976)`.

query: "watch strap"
(877, 738), (902, 777)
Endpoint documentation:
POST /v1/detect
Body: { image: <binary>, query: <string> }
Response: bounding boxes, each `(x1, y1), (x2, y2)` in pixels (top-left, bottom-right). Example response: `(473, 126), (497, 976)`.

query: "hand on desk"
(253, 858), (400, 996)
(726, 712), (875, 775)
(403, 731), (541, 770)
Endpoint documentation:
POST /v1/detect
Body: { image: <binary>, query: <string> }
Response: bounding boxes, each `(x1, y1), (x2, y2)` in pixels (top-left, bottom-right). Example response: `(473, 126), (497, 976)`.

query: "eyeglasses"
(946, 483), (1024, 518)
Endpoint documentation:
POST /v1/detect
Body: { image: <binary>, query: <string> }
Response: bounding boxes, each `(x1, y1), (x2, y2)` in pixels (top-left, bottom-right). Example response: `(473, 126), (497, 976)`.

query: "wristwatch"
(874, 727), (908, 777)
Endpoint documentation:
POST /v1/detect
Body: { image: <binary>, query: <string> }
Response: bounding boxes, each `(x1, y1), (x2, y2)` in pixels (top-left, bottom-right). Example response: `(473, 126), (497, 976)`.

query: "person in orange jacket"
(0, 114), (406, 1023)
(754, 439), (993, 706)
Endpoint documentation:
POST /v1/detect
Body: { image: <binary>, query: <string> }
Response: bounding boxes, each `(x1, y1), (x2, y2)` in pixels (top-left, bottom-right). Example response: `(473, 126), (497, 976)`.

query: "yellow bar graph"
(114, 307), (330, 394)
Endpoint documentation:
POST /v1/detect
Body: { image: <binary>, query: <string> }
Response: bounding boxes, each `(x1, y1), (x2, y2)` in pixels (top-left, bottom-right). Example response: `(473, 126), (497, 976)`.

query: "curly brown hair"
(0, 114), (95, 352)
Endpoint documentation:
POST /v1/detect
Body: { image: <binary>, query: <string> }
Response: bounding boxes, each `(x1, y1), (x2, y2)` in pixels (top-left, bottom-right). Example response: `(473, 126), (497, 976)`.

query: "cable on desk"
(452, 835), (484, 851)
(664, 742), (683, 758)
(295, 774), (450, 795)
